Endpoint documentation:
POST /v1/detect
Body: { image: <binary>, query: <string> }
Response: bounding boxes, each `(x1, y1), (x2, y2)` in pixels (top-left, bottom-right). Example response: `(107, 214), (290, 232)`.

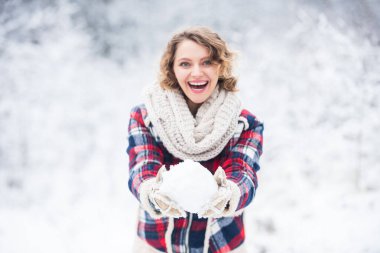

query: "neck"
(186, 99), (201, 116)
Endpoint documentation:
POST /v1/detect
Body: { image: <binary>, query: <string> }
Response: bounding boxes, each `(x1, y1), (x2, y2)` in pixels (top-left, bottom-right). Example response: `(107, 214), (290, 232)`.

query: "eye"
(179, 62), (191, 67)
(203, 60), (212, 66)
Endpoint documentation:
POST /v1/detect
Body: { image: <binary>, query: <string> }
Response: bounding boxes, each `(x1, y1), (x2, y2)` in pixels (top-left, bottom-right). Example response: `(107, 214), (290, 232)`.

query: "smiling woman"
(127, 27), (264, 253)
(173, 40), (220, 114)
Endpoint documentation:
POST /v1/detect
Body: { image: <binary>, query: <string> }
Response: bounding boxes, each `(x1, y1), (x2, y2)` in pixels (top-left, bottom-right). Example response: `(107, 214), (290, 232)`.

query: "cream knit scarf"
(144, 84), (242, 162)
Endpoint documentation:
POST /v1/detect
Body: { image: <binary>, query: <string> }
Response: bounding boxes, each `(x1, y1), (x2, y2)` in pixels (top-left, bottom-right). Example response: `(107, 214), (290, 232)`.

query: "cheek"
(173, 69), (181, 82)
(174, 70), (188, 82)
(209, 66), (220, 77)
(208, 69), (220, 81)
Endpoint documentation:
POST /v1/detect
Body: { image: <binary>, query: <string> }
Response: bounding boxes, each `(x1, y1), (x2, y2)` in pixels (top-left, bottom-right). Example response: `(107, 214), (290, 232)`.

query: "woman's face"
(173, 40), (220, 111)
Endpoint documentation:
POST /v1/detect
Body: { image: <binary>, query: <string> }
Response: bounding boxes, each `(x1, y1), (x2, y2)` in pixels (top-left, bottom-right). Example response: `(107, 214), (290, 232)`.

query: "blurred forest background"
(1, 0), (379, 252)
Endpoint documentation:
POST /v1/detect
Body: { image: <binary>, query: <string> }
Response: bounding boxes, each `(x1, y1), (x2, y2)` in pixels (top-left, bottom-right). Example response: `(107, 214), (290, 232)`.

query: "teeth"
(189, 81), (208, 86)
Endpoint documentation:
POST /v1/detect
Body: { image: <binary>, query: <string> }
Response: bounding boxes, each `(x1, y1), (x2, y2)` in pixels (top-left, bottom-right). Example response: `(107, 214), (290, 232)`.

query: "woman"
(127, 27), (264, 253)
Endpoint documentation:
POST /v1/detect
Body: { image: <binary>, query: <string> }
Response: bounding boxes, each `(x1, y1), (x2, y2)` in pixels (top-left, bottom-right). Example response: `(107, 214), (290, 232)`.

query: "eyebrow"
(176, 57), (211, 62)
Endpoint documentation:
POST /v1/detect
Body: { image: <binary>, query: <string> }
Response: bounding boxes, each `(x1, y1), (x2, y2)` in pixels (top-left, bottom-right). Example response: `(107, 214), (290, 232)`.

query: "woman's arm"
(127, 105), (164, 201)
(220, 109), (264, 211)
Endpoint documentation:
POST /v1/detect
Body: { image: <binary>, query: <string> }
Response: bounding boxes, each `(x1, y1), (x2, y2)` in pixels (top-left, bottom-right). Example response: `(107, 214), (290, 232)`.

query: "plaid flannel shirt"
(127, 104), (264, 253)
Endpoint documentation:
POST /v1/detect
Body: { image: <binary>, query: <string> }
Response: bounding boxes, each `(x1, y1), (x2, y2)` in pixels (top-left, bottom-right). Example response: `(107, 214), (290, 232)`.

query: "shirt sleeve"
(220, 110), (264, 211)
(127, 105), (164, 201)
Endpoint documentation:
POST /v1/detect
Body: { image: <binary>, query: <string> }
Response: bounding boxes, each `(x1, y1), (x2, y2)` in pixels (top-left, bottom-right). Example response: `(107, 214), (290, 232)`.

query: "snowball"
(159, 159), (218, 213)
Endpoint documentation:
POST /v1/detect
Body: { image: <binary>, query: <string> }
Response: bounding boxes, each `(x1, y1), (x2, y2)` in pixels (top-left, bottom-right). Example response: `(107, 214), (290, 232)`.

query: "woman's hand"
(149, 167), (186, 218)
(198, 168), (240, 218)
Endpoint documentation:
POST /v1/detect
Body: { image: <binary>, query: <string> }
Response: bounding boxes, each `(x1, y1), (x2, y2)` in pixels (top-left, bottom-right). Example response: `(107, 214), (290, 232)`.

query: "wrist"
(223, 180), (241, 216)
(139, 178), (164, 219)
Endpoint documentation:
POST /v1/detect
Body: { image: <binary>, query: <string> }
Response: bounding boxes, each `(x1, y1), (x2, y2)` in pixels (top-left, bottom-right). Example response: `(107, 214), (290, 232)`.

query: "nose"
(191, 64), (202, 77)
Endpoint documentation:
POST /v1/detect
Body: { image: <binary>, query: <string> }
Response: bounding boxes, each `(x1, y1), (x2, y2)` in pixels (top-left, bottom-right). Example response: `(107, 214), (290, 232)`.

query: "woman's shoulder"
(239, 109), (264, 129)
(129, 104), (148, 123)
(130, 103), (147, 113)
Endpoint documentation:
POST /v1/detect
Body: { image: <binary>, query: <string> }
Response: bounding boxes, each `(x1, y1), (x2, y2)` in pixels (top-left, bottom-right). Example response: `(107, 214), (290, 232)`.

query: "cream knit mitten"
(198, 167), (241, 218)
(142, 166), (186, 218)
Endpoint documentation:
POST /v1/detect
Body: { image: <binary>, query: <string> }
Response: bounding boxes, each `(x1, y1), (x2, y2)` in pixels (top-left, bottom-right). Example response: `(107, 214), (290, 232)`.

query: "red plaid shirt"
(127, 104), (264, 253)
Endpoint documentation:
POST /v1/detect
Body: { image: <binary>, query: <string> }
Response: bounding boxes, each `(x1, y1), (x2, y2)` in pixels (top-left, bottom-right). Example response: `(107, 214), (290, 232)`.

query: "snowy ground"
(1, 1), (380, 252)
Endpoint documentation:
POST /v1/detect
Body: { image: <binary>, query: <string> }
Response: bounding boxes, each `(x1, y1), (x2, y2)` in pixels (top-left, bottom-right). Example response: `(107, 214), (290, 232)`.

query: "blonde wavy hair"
(159, 27), (237, 91)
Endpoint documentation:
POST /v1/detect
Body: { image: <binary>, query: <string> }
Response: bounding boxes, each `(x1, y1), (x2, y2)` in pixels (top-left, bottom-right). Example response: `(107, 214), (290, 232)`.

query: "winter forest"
(1, 0), (380, 252)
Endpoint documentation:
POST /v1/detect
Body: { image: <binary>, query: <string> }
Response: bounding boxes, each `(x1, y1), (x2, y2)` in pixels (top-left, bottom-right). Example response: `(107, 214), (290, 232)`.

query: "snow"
(1, 1), (380, 253)
(159, 160), (218, 213)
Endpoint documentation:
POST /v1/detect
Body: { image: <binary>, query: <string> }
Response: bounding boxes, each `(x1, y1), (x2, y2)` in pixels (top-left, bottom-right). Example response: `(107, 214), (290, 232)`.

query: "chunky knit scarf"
(144, 84), (242, 161)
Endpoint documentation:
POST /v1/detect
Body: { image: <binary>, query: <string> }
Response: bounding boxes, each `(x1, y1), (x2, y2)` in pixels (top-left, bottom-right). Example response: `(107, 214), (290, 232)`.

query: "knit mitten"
(197, 167), (241, 218)
(140, 166), (186, 219)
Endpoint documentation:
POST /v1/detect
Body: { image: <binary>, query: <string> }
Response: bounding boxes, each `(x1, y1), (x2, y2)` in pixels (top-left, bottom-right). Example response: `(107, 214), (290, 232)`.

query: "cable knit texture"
(144, 84), (242, 161)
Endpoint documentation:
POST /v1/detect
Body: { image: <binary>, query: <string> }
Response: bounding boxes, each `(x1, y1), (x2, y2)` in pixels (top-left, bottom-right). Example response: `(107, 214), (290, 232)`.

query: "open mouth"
(188, 81), (209, 92)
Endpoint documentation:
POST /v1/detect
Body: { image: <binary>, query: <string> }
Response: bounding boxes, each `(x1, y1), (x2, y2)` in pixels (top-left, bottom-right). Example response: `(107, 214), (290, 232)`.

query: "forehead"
(175, 39), (210, 60)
